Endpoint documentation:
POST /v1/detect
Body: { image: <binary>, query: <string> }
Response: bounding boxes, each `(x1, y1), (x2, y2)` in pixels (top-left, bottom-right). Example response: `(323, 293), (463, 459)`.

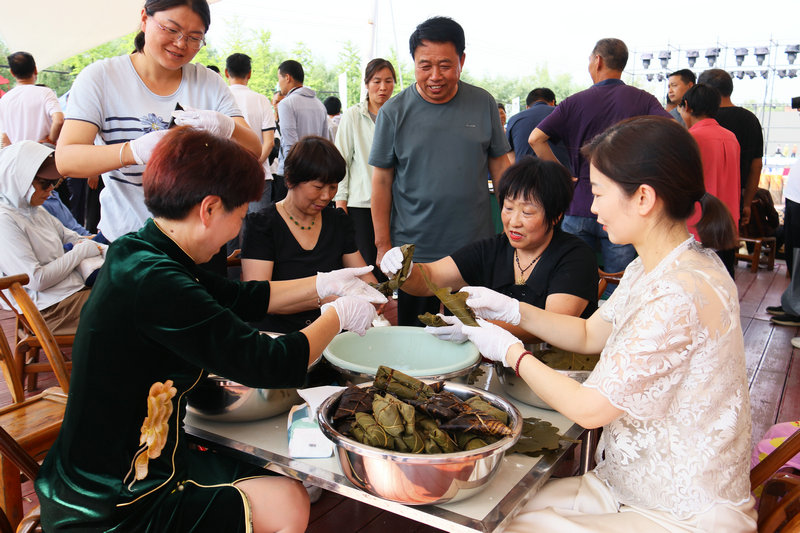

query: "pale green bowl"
(323, 326), (480, 383)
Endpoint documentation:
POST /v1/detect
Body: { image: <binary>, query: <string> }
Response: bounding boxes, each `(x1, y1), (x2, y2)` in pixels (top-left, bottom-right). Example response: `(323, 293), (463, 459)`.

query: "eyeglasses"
(33, 177), (63, 190)
(150, 17), (206, 49)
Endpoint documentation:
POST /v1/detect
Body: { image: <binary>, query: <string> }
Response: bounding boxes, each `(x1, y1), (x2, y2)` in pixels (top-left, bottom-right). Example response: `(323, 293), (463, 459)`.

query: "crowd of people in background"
(0, 0), (798, 530)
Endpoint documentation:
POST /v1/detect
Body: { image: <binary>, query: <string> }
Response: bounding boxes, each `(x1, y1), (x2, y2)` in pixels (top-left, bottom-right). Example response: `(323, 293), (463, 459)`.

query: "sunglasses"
(33, 176), (64, 190)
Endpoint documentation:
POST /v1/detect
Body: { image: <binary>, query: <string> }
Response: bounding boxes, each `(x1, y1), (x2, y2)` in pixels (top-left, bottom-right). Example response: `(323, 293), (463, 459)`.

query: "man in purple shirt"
(529, 38), (671, 275)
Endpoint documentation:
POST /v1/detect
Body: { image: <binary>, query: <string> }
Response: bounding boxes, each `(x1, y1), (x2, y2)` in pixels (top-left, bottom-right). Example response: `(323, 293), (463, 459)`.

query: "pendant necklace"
(515, 249), (541, 285)
(281, 202), (317, 230)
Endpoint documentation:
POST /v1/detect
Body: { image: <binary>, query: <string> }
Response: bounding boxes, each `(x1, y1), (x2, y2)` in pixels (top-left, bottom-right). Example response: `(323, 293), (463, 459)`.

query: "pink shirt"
(687, 118), (741, 242)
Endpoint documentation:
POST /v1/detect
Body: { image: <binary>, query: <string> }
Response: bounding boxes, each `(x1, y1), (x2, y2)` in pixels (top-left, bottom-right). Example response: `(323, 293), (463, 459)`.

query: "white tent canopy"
(1, 0), (152, 69)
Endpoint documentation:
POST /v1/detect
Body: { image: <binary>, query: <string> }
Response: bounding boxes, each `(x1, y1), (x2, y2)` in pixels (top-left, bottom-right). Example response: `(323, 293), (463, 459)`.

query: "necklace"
(514, 249), (542, 285)
(280, 202), (317, 230)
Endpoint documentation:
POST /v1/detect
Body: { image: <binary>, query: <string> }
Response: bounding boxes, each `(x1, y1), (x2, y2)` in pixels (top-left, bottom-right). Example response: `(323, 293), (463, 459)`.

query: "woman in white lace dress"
(428, 116), (757, 532)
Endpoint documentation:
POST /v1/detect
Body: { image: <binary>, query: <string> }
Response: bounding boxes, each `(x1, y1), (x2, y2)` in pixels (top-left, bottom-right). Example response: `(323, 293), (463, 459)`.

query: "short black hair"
(206, 64), (220, 74)
(324, 96), (342, 116)
(496, 157), (573, 232)
(284, 136), (345, 187)
(526, 88), (556, 106)
(278, 60), (304, 83)
(681, 84), (721, 118)
(225, 53), (251, 78)
(592, 38), (628, 71)
(7, 52), (35, 79)
(697, 69), (734, 98)
(409, 16), (465, 59)
(668, 69), (696, 85)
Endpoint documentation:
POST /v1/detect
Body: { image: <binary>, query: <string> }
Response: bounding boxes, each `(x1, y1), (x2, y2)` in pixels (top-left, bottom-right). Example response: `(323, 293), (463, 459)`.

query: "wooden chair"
(0, 275), (73, 402)
(597, 269), (624, 300)
(0, 293), (65, 529)
(0, 425), (43, 533)
(737, 201), (777, 273)
(227, 248), (242, 268)
(751, 428), (800, 532)
(0, 275), (72, 400)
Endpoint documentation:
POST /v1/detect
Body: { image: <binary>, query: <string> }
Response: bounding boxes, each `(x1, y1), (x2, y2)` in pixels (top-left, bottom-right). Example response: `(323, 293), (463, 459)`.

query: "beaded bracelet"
(119, 141), (129, 167)
(514, 350), (532, 377)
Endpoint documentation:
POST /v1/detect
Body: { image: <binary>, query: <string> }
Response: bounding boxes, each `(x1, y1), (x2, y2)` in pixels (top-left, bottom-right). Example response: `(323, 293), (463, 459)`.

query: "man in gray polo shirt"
(370, 16), (511, 326)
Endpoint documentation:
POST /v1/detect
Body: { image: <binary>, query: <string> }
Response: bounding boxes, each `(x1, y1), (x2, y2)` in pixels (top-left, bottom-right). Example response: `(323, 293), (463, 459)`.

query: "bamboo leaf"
(416, 264), (479, 326)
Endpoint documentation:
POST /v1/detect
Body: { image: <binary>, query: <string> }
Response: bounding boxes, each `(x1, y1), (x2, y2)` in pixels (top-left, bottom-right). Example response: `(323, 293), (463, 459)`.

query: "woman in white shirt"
(54, 0), (260, 246)
(0, 141), (103, 334)
(333, 58), (396, 277)
(429, 116), (757, 532)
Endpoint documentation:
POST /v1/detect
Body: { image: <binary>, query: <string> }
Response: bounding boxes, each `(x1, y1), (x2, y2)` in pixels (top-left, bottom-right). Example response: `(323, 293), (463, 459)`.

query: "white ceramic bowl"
(322, 326), (481, 383)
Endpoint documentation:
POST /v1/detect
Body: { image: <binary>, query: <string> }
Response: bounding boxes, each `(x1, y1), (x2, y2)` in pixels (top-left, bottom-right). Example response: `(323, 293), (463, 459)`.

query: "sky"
(205, 0), (800, 106)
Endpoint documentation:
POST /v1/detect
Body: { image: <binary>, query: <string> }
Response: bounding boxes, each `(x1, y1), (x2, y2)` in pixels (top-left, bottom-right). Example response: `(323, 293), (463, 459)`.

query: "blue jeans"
(561, 215), (636, 274)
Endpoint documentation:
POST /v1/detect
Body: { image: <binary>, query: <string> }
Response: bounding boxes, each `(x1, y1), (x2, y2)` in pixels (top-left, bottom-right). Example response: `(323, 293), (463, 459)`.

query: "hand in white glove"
(424, 314), (468, 343)
(460, 319), (523, 367)
(462, 286), (521, 325)
(316, 266), (387, 304)
(129, 129), (171, 165)
(172, 107), (235, 139)
(379, 245), (411, 278)
(72, 239), (102, 260)
(321, 296), (377, 336)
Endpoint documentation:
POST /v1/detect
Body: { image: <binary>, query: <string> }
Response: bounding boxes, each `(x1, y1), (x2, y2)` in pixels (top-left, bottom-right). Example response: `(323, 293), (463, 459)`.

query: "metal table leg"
(579, 427), (600, 474)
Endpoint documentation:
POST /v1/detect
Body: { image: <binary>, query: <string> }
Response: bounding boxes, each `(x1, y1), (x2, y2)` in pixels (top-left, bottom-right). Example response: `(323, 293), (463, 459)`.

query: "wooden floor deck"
(1, 259), (799, 531)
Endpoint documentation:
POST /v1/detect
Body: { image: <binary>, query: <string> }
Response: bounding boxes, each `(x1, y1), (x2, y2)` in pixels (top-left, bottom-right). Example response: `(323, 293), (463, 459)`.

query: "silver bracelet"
(119, 141), (128, 167)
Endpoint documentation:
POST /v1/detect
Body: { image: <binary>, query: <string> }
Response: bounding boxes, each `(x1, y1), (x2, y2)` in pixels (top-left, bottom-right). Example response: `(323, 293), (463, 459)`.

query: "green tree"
(289, 43), (335, 99)
(334, 41), (362, 107)
(386, 47), (413, 94)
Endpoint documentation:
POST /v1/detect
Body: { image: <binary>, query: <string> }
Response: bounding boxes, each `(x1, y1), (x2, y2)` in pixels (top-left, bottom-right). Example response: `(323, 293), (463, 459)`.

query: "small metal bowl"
(317, 380), (522, 505)
(497, 365), (590, 410)
(186, 331), (310, 422)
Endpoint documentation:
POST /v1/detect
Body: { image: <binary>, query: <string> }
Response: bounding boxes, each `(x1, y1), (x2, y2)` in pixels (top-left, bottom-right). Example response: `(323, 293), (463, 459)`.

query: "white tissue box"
(287, 404), (334, 458)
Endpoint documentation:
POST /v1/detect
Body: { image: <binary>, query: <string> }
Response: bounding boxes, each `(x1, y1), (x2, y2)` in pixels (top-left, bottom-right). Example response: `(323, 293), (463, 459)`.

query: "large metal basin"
(317, 380), (522, 505)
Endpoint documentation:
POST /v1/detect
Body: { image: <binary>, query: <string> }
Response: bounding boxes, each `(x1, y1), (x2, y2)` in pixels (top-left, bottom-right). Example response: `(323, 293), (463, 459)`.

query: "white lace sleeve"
(586, 282), (696, 420)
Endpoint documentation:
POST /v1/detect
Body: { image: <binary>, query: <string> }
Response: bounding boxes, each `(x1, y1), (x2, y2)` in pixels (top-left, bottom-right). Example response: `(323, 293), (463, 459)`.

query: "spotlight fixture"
(778, 70), (787, 78)
(733, 70), (744, 79)
(705, 48), (720, 66)
(641, 53), (653, 69)
(686, 50), (699, 68)
(658, 50), (671, 68)
(646, 73), (654, 82)
(735, 48), (748, 66)
(754, 47), (769, 65)
(789, 70), (798, 79)
(761, 70), (769, 79)
(787, 45), (800, 64)
(656, 72), (664, 82)
(745, 70), (757, 79)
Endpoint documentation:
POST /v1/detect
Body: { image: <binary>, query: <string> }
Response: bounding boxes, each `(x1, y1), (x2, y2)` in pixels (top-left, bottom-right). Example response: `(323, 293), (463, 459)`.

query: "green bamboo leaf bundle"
(416, 264), (478, 326)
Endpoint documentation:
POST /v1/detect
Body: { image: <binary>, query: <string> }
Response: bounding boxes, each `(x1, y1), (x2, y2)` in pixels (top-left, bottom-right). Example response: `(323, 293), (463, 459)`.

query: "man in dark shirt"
(528, 38), (671, 274)
(698, 69), (764, 226)
(505, 88), (570, 171)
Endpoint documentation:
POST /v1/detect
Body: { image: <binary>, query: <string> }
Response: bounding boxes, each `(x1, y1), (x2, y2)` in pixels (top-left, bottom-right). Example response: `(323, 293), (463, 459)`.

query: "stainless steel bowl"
(317, 381), (522, 505)
(186, 376), (302, 422)
(497, 365), (590, 410)
(186, 331), (310, 422)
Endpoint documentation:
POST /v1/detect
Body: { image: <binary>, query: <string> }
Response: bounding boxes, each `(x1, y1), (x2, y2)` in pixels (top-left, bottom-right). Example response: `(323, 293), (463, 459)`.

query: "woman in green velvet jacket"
(34, 127), (385, 532)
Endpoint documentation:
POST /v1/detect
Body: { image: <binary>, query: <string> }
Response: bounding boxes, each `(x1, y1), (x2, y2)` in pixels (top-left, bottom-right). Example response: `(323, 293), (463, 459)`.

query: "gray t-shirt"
(369, 81), (510, 262)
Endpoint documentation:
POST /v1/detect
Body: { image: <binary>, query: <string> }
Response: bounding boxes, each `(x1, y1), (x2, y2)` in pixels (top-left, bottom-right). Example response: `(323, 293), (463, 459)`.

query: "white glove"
(379, 245), (411, 278)
(322, 296), (377, 336)
(461, 319), (523, 367)
(424, 314), (468, 343)
(129, 129), (171, 165)
(172, 107), (235, 138)
(316, 266), (387, 304)
(462, 286), (521, 325)
(72, 239), (102, 260)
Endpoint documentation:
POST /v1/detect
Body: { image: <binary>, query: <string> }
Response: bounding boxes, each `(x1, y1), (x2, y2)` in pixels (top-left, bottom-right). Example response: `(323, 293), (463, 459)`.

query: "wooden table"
(185, 372), (588, 533)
